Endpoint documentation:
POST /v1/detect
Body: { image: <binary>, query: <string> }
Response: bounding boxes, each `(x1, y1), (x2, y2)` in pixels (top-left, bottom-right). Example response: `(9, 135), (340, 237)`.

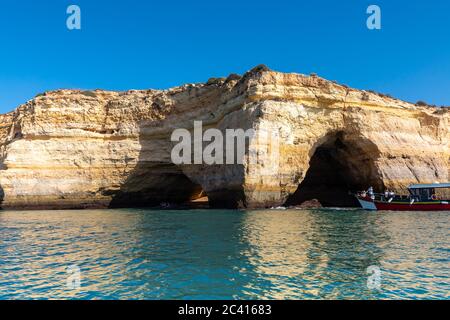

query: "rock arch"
(285, 131), (384, 207)
(107, 124), (209, 208)
(108, 163), (206, 208)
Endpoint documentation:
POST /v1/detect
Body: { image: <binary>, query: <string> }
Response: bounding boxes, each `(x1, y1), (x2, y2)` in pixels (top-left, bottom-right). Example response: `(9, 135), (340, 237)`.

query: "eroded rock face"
(0, 66), (448, 209)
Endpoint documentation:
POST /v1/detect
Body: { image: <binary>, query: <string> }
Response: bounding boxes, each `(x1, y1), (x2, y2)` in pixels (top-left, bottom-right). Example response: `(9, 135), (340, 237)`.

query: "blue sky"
(0, 0), (449, 113)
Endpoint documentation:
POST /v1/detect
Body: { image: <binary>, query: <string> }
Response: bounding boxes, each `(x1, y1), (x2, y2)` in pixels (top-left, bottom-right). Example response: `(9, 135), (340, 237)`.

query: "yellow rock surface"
(0, 66), (448, 209)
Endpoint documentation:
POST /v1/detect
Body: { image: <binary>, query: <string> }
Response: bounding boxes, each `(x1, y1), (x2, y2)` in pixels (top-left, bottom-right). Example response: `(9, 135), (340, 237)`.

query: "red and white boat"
(355, 183), (450, 211)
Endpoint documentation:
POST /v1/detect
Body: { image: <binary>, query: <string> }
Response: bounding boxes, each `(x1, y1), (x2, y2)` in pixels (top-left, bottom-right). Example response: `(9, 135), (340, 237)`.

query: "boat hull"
(356, 196), (450, 211)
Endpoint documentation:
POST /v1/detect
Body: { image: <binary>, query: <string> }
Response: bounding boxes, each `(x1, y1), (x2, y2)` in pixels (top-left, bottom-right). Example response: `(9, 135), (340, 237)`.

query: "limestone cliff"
(0, 66), (448, 209)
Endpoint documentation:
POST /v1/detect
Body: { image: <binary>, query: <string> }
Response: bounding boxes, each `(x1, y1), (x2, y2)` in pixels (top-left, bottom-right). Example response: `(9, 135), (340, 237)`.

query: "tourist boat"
(355, 183), (450, 211)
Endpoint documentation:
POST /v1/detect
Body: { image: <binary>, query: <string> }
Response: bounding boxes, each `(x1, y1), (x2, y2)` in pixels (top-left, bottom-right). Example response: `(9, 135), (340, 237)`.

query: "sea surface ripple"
(0, 209), (448, 299)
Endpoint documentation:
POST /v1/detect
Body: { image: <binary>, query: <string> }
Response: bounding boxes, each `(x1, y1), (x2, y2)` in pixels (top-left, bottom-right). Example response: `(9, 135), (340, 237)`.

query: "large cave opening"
(109, 165), (209, 208)
(285, 131), (384, 208)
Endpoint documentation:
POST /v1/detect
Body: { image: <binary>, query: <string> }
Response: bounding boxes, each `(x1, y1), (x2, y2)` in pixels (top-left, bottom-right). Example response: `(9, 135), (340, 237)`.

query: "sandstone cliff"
(0, 66), (448, 209)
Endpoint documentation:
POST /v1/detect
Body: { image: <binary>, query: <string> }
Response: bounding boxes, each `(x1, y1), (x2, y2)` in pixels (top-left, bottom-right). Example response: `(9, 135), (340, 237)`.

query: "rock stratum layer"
(0, 66), (449, 209)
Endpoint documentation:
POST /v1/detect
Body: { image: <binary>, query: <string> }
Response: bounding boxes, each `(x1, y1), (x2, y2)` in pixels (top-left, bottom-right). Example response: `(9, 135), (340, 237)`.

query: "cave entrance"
(158, 171), (209, 208)
(285, 131), (384, 208)
(109, 164), (209, 208)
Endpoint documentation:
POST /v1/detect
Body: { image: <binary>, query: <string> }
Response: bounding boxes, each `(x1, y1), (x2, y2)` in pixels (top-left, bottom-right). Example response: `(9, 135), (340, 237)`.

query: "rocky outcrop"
(0, 65), (448, 209)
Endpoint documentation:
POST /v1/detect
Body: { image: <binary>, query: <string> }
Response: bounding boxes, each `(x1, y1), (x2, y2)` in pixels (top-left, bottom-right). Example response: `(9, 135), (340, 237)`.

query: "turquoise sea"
(0, 208), (448, 300)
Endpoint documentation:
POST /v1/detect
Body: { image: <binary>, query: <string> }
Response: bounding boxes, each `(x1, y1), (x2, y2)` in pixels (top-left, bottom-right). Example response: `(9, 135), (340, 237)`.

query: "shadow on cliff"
(0, 186), (4, 209)
(107, 126), (207, 209)
(285, 131), (385, 208)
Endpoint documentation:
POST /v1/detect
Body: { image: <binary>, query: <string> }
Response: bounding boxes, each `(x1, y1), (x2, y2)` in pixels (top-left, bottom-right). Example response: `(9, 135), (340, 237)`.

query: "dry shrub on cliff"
(415, 100), (438, 108)
(416, 100), (428, 106)
(361, 92), (370, 101)
(379, 93), (393, 99)
(206, 77), (226, 85)
(225, 73), (241, 83)
(81, 90), (98, 98)
(433, 107), (448, 115)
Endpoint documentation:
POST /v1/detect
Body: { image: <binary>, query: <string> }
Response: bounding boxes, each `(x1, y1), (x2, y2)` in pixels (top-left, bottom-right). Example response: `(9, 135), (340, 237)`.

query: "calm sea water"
(0, 208), (448, 300)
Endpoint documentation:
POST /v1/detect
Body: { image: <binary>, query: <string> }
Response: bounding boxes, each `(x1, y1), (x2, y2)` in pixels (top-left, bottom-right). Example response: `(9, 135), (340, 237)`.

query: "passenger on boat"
(367, 187), (375, 200)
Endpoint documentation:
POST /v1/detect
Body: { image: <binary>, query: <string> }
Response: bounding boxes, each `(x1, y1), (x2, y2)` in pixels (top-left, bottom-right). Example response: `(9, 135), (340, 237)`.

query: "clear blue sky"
(0, 0), (449, 113)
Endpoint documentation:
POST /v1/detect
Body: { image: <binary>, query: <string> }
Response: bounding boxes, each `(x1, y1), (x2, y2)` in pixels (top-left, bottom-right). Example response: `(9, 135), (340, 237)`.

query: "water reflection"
(0, 209), (448, 299)
(370, 213), (450, 299)
(240, 210), (389, 299)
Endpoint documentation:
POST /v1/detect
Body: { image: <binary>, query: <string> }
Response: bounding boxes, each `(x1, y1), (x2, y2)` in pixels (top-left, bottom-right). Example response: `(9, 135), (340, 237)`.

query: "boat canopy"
(408, 183), (450, 189)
